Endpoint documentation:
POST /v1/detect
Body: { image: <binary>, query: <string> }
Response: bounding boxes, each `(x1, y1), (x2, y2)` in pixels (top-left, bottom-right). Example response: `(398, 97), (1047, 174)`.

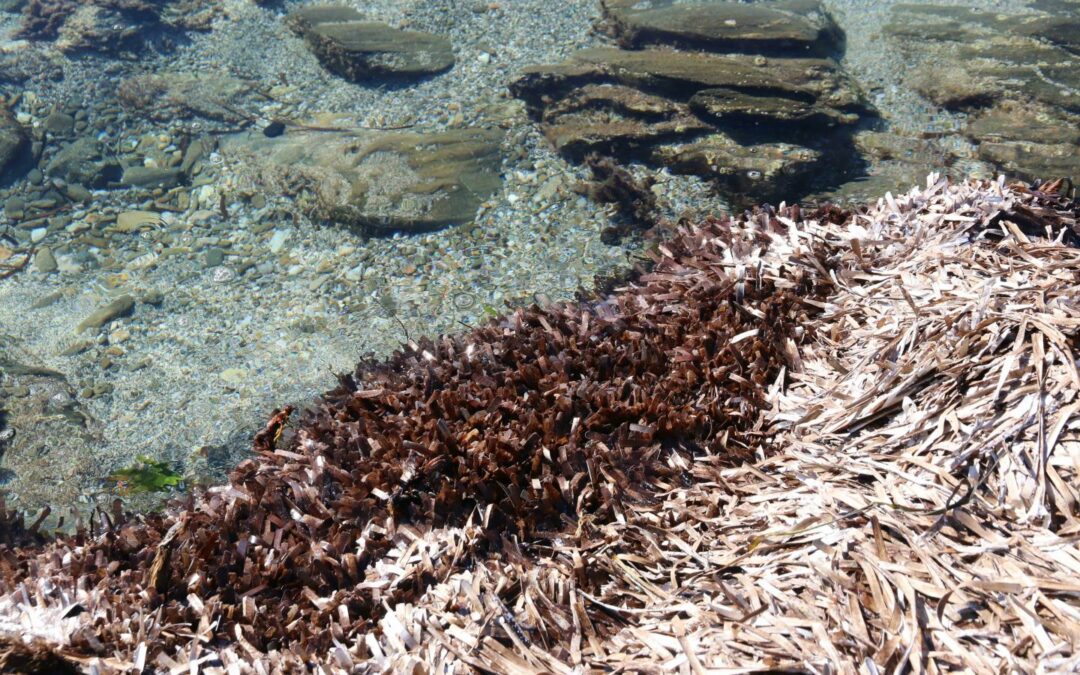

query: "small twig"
(392, 316), (411, 344)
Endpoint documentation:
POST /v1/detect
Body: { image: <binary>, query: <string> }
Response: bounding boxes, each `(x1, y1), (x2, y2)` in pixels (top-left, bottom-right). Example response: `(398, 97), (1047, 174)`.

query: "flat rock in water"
(121, 165), (184, 189)
(516, 48), (864, 114)
(289, 6), (454, 81)
(601, 0), (842, 56)
(885, 5), (1080, 113)
(966, 104), (1080, 181)
(287, 4), (364, 32)
(653, 134), (821, 197)
(113, 210), (161, 233)
(226, 127), (503, 233)
(44, 137), (122, 189)
(883, 4), (1080, 182)
(511, 43), (869, 202)
(77, 295), (136, 333)
(118, 72), (253, 124)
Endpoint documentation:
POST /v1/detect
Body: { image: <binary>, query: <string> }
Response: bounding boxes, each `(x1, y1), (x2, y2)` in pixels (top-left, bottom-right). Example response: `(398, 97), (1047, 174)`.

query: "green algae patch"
(105, 456), (183, 495)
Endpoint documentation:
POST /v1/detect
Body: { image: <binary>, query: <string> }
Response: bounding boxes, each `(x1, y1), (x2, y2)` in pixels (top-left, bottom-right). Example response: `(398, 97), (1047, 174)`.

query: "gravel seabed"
(0, 0), (1040, 516)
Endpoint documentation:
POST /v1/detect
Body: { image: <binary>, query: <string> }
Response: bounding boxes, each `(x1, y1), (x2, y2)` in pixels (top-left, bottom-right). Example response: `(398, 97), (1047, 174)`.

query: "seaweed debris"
(1, 176), (1079, 673)
(578, 154), (666, 244)
(105, 456), (184, 496)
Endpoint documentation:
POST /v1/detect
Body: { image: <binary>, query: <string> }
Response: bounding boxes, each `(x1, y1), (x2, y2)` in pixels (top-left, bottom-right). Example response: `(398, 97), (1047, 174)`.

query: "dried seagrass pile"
(1, 176), (1078, 673)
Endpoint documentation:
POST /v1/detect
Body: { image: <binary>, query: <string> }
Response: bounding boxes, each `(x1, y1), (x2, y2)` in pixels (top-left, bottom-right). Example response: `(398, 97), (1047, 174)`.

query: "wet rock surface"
(512, 0), (872, 204)
(15, 0), (218, 53)
(883, 3), (1080, 183)
(963, 101), (1080, 182)
(225, 126), (503, 234)
(44, 136), (121, 188)
(76, 294), (136, 333)
(600, 0), (843, 56)
(0, 110), (28, 177)
(289, 5), (455, 82)
(116, 72), (254, 124)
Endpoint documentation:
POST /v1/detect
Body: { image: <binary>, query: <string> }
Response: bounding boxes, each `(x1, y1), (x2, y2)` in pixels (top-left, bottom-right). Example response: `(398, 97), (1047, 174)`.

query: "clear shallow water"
(0, 0), (1075, 520)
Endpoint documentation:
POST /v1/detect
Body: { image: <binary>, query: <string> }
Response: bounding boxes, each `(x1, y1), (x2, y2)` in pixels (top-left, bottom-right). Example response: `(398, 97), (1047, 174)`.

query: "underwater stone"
(33, 247), (56, 273)
(117, 72), (253, 124)
(44, 137), (121, 189)
(121, 165), (184, 189)
(287, 4), (364, 33)
(0, 109), (28, 177)
(76, 295), (135, 333)
(289, 6), (455, 81)
(16, 0), (214, 53)
(886, 4), (1080, 113)
(225, 127), (503, 234)
(600, 0), (842, 56)
(653, 134), (821, 198)
(511, 44), (870, 203)
(883, 5), (1080, 182)
(42, 110), (74, 136)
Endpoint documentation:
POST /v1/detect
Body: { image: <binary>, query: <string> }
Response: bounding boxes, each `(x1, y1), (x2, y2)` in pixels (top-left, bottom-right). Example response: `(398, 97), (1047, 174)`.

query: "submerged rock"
(511, 1), (871, 204)
(120, 165), (184, 189)
(966, 103), (1080, 182)
(0, 109), (28, 177)
(884, 4), (1080, 182)
(289, 5), (455, 81)
(654, 134), (822, 198)
(44, 137), (121, 188)
(116, 72), (253, 124)
(884, 6), (1080, 113)
(226, 126), (503, 233)
(600, 0), (842, 56)
(516, 47), (864, 116)
(16, 0), (217, 53)
(76, 294), (136, 333)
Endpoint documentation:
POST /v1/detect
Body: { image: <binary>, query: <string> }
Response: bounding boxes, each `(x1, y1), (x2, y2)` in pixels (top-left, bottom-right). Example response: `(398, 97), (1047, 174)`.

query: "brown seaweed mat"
(1, 176), (1078, 673)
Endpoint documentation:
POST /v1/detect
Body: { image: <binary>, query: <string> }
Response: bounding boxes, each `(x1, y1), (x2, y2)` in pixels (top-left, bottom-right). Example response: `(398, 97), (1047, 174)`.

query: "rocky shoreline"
(0, 175), (1077, 673)
(0, 0), (1077, 521)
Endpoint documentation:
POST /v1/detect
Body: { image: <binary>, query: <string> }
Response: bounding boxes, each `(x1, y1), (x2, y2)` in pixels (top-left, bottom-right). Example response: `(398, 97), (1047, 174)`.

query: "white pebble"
(30, 227), (47, 243)
(269, 229), (289, 254)
(344, 264), (365, 281)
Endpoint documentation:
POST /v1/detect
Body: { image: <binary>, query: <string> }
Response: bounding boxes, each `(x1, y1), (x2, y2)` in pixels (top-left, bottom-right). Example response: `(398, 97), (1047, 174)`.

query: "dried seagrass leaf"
(1, 177), (1078, 675)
